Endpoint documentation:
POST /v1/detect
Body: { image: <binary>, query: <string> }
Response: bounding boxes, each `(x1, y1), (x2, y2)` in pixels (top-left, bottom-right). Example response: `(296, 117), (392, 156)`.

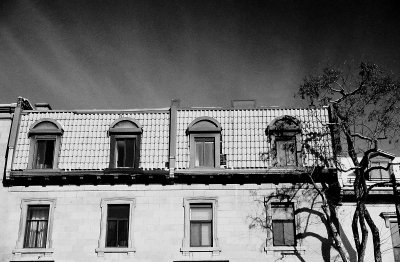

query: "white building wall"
(0, 183), (352, 262)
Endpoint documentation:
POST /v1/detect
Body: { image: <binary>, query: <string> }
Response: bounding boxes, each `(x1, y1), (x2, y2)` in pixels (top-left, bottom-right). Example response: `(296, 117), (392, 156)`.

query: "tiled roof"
(13, 111), (169, 170)
(176, 108), (333, 169)
(12, 106), (334, 171)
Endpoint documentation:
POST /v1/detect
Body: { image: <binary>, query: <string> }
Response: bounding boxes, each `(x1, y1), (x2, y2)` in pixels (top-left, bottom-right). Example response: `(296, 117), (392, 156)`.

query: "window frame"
(275, 136), (297, 167)
(265, 199), (303, 254)
(27, 119), (63, 170)
(96, 198), (136, 256)
(108, 118), (142, 169)
(270, 202), (296, 246)
(380, 212), (400, 262)
(187, 117), (222, 169)
(368, 158), (390, 181)
(13, 199), (56, 256)
(181, 197), (220, 254)
(266, 115), (302, 167)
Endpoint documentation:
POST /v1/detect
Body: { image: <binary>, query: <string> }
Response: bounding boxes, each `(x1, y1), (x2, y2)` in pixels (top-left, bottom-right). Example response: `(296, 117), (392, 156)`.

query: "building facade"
(0, 97), (398, 262)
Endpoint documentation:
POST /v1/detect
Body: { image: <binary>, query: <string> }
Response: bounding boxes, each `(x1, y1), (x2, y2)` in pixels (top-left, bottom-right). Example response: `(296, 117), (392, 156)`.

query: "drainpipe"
(168, 99), (180, 179)
(4, 97), (30, 181)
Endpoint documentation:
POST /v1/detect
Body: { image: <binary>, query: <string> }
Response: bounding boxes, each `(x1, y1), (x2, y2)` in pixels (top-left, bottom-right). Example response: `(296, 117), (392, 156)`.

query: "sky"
(1, 0), (400, 109)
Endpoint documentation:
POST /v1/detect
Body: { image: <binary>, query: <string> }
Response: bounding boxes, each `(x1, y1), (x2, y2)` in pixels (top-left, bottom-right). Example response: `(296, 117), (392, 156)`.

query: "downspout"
(4, 97), (32, 183)
(168, 99), (179, 179)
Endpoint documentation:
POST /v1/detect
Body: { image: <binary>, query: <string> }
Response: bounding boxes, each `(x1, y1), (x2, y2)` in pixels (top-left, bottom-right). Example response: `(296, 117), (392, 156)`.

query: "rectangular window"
(34, 139), (55, 169)
(115, 138), (136, 167)
(106, 204), (129, 247)
(390, 221), (400, 262)
(271, 203), (295, 246)
(276, 137), (296, 166)
(190, 204), (213, 247)
(369, 161), (390, 180)
(23, 205), (50, 248)
(195, 137), (215, 167)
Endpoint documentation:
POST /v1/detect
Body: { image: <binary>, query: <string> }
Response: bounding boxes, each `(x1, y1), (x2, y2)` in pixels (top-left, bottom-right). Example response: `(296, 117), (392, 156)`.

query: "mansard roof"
(176, 107), (333, 169)
(11, 105), (334, 172)
(13, 110), (169, 170)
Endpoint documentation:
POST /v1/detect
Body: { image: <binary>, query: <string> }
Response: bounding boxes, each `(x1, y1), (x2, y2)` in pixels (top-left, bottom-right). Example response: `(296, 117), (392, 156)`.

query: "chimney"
(35, 103), (52, 111)
(231, 100), (256, 108)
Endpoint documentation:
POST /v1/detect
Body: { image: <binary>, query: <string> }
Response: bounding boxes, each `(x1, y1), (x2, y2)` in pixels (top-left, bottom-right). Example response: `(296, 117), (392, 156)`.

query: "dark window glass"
(190, 204), (212, 247)
(106, 204), (129, 247)
(24, 205), (49, 248)
(276, 138), (296, 166)
(369, 161), (390, 180)
(271, 203), (295, 246)
(34, 140), (55, 169)
(195, 138), (215, 167)
(116, 138), (136, 167)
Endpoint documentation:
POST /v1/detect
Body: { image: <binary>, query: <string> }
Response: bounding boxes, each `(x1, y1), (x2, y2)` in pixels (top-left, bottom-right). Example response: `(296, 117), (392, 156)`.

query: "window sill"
(12, 248), (54, 256)
(95, 247), (135, 256)
(264, 246), (305, 255)
(180, 246), (221, 255)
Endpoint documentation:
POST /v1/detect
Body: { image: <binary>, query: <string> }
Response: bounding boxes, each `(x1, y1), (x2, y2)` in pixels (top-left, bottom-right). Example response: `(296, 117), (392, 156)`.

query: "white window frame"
(96, 198), (136, 256)
(13, 199), (56, 257)
(181, 197), (220, 254)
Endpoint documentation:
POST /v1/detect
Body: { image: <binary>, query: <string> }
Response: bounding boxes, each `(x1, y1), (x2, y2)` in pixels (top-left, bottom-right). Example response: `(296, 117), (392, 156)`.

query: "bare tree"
(298, 62), (400, 262)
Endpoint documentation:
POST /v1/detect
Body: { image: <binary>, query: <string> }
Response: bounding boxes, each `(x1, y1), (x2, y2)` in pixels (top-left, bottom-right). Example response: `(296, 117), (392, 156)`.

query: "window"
(190, 204), (213, 247)
(96, 198), (135, 255)
(276, 137), (296, 166)
(390, 221), (400, 262)
(13, 199), (56, 256)
(369, 160), (390, 181)
(187, 117), (222, 169)
(195, 137), (215, 167)
(182, 197), (220, 254)
(106, 204), (129, 247)
(380, 212), (400, 262)
(271, 203), (295, 246)
(109, 118), (142, 169)
(28, 119), (63, 169)
(266, 115), (301, 167)
(24, 205), (50, 248)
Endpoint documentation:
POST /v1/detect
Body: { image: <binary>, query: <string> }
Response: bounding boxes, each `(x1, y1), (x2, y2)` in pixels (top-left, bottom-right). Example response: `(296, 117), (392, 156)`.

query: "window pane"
(108, 204), (129, 220)
(272, 221), (284, 246)
(116, 138), (136, 167)
(195, 137), (215, 167)
(283, 221), (295, 245)
(271, 203), (294, 219)
(190, 205), (212, 221)
(35, 140), (54, 169)
(204, 141), (215, 167)
(24, 206), (49, 248)
(106, 204), (129, 247)
(195, 141), (204, 167)
(106, 220), (117, 247)
(118, 220), (129, 247)
(190, 223), (201, 247)
(201, 223), (212, 246)
(276, 139), (296, 166)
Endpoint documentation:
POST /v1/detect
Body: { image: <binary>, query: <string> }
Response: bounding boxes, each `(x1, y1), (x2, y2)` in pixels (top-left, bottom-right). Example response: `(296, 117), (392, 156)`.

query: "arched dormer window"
(187, 117), (222, 168)
(28, 119), (63, 169)
(266, 115), (301, 167)
(109, 118), (142, 168)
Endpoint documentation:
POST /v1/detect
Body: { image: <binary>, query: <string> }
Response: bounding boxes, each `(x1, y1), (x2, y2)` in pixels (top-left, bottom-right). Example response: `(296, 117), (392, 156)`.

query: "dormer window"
(28, 119), (63, 169)
(109, 118), (142, 169)
(267, 115), (301, 167)
(187, 117), (222, 169)
(367, 152), (395, 181)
